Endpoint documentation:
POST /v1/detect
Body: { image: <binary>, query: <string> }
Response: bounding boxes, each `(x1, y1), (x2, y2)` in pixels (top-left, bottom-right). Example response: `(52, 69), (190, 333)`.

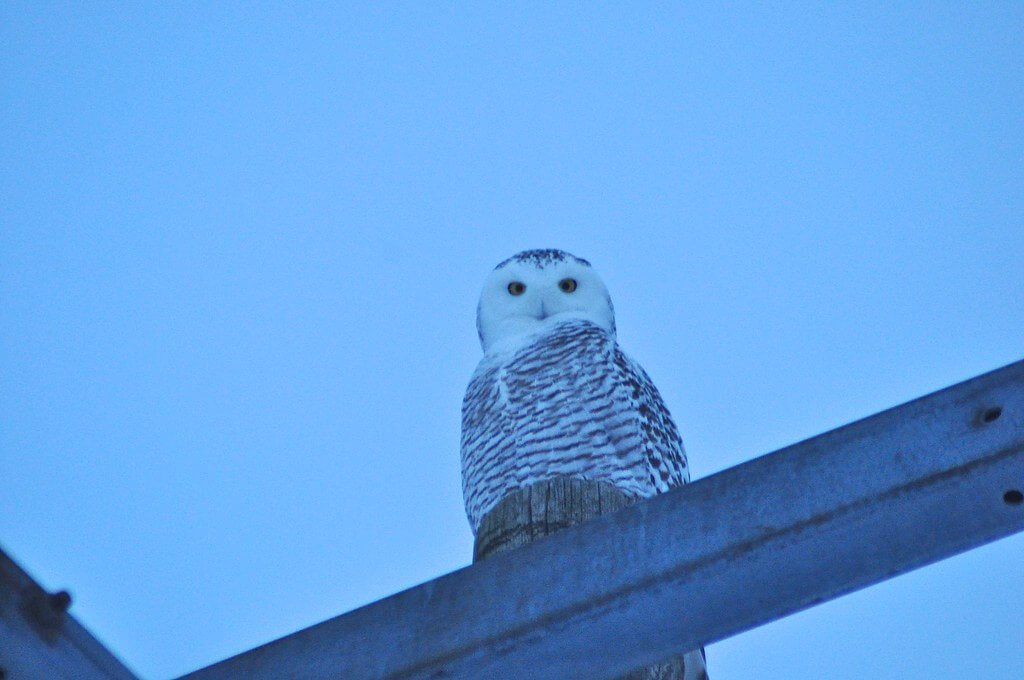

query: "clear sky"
(2, 3), (1022, 679)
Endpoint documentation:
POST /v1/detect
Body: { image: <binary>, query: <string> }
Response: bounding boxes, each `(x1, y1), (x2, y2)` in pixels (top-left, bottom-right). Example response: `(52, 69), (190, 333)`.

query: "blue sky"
(2, 3), (1022, 678)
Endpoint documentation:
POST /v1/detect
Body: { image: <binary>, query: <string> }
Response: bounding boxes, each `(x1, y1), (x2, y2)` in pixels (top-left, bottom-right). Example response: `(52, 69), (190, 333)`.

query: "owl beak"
(537, 300), (548, 320)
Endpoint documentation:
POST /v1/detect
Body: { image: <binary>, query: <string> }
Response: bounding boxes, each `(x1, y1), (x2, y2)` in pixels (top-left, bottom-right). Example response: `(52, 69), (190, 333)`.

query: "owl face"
(476, 249), (616, 353)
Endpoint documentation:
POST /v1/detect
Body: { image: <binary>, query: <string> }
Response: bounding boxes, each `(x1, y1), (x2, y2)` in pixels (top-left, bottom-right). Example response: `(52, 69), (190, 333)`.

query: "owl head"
(476, 249), (616, 353)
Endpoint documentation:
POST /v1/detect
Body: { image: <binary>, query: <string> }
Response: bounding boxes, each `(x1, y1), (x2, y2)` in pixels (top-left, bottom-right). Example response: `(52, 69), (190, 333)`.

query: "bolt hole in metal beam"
(1005, 489), (1024, 506)
(981, 406), (1002, 423)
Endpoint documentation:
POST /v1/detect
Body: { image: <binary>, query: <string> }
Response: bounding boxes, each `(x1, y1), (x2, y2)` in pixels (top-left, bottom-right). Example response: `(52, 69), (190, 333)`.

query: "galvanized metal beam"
(178, 359), (1024, 680)
(0, 548), (139, 680)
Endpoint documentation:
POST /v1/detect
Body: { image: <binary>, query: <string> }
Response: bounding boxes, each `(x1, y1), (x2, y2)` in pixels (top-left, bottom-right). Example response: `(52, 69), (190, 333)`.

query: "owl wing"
(613, 347), (690, 491)
(461, 359), (514, 532)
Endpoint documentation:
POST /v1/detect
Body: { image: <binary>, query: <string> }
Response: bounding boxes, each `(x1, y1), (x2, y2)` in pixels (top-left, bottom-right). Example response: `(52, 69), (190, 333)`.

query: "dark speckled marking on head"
(494, 249), (592, 270)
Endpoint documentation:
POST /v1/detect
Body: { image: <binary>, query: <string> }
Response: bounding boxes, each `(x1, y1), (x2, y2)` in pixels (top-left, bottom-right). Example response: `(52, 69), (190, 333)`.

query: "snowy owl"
(461, 248), (707, 680)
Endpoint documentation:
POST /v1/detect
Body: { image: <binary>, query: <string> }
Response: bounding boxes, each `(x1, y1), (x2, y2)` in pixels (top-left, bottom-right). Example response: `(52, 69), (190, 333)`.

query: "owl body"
(461, 249), (690, 533)
(461, 317), (688, 532)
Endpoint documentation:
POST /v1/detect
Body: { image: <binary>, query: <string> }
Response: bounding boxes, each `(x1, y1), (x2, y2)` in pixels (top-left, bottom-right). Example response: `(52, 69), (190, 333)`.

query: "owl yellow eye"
(558, 278), (578, 293)
(507, 281), (526, 296)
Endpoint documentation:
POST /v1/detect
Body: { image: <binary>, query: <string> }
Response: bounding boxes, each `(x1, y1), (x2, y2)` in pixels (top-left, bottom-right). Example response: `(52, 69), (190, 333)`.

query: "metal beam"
(0, 548), (139, 680)
(178, 359), (1024, 680)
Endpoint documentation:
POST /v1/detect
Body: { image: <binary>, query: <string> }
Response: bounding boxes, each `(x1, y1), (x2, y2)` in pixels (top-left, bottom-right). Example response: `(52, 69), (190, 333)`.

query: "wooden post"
(474, 477), (689, 680)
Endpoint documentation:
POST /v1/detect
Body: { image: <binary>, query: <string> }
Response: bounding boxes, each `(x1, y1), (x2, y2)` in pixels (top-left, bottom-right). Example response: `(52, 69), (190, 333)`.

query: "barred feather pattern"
(461, 318), (689, 534)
